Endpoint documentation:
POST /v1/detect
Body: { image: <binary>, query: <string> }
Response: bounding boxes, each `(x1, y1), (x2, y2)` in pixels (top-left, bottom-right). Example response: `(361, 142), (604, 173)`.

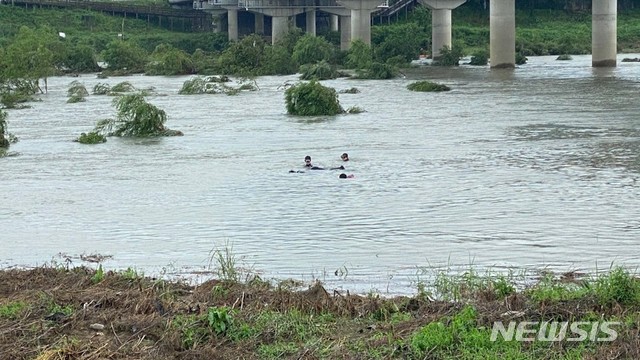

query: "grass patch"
(0, 301), (27, 319)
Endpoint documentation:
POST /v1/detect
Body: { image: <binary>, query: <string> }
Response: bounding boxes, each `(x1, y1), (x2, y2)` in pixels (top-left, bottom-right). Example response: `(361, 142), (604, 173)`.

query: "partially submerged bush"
(92, 82), (148, 96)
(433, 44), (465, 66)
(179, 76), (230, 94)
(75, 132), (106, 144)
(407, 81), (451, 92)
(469, 50), (489, 66)
(0, 79), (38, 108)
(339, 87), (360, 94)
(67, 81), (89, 98)
(345, 106), (364, 114)
(67, 95), (86, 103)
(299, 60), (338, 80)
(556, 54), (573, 60)
(92, 83), (111, 95)
(94, 94), (182, 137)
(355, 62), (397, 79)
(67, 81), (89, 103)
(178, 76), (256, 96)
(516, 52), (528, 65)
(110, 81), (136, 93)
(285, 81), (343, 116)
(0, 109), (18, 149)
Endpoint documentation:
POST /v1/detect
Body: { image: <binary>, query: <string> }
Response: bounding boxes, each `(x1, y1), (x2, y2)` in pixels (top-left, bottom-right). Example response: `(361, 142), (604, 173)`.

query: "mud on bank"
(0, 266), (639, 359)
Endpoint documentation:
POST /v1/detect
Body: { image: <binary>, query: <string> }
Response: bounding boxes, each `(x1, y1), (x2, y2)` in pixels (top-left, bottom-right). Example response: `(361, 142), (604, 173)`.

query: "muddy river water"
(2, 55), (640, 294)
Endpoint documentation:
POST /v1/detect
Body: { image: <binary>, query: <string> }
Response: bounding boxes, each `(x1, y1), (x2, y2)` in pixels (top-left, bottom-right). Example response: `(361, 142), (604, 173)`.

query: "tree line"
(462, 0), (638, 11)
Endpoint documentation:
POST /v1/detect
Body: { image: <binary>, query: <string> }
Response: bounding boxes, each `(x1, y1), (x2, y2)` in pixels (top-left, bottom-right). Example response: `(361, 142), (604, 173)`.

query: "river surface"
(2, 55), (640, 295)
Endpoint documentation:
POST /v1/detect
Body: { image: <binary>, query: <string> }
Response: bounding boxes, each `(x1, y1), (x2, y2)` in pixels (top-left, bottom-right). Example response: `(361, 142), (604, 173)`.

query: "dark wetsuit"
(290, 165), (345, 173)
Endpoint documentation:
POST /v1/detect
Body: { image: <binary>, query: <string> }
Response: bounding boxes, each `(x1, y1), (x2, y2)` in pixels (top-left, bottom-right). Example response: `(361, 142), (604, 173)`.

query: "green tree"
(433, 42), (466, 66)
(291, 34), (334, 65)
(145, 43), (195, 76)
(62, 44), (101, 73)
(0, 110), (9, 148)
(285, 81), (343, 116)
(216, 34), (267, 76)
(372, 23), (424, 63)
(345, 40), (373, 69)
(95, 94), (182, 137)
(0, 109), (18, 150)
(262, 45), (298, 75)
(101, 40), (148, 72)
(1, 26), (57, 93)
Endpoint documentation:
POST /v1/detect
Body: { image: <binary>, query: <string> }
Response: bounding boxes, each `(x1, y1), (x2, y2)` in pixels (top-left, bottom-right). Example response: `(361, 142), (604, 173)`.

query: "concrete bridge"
(186, 0), (620, 68)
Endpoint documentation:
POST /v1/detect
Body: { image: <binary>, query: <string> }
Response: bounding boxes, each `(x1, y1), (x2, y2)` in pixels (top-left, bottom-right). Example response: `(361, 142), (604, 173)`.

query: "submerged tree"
(95, 94), (182, 137)
(285, 81), (343, 116)
(407, 81), (451, 92)
(0, 109), (18, 150)
(67, 80), (89, 103)
(299, 60), (338, 81)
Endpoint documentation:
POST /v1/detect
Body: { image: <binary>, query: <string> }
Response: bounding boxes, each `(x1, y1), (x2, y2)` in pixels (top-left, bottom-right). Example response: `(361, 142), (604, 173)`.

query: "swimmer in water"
(305, 155), (345, 170)
(339, 173), (355, 178)
(341, 153), (349, 161)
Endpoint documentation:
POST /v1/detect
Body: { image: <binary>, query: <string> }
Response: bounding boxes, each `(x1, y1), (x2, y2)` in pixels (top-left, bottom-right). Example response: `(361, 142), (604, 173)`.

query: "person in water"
(341, 153), (349, 161)
(304, 155), (344, 170)
(339, 173), (355, 178)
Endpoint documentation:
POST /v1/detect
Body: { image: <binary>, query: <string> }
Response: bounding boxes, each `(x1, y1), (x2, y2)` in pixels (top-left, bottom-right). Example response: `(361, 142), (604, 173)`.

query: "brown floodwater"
(2, 55), (640, 294)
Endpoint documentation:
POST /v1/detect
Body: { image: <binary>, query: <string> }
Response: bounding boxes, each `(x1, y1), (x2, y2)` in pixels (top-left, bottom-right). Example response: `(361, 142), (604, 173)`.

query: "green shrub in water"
(407, 81), (451, 92)
(75, 132), (106, 144)
(285, 81), (343, 116)
(299, 60), (338, 80)
(469, 50), (489, 66)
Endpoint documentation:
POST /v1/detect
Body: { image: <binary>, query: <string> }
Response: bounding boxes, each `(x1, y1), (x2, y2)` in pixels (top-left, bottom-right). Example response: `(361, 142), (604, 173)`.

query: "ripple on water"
(2, 56), (640, 294)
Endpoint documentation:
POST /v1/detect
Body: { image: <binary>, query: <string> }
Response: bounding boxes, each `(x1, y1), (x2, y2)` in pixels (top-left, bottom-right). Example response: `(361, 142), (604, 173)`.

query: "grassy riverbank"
(1, 263), (639, 359)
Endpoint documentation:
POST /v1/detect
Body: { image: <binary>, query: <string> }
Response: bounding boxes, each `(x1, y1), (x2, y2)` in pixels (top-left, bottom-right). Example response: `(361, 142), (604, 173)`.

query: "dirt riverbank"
(0, 266), (638, 359)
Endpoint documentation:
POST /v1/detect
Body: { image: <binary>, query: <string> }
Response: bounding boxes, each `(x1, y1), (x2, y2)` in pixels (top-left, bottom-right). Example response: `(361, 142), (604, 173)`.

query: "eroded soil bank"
(0, 266), (639, 359)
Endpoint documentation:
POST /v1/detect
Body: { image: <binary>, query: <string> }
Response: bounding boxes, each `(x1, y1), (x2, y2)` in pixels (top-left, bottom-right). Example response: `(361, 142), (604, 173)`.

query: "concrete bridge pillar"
(331, 14), (339, 32)
(306, 10), (316, 36)
(272, 16), (290, 44)
(489, 0), (515, 68)
(337, 0), (385, 45)
(256, 8), (306, 44)
(592, 0), (617, 67)
(225, 8), (239, 41)
(419, 0), (465, 58)
(255, 13), (265, 35)
(340, 15), (352, 50)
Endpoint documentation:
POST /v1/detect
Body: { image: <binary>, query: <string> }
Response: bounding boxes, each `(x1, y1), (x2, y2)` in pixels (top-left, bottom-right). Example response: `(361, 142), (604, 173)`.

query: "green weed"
(120, 267), (142, 281)
(209, 240), (240, 283)
(91, 264), (104, 284)
(0, 301), (27, 319)
(593, 266), (640, 306)
(207, 306), (234, 335)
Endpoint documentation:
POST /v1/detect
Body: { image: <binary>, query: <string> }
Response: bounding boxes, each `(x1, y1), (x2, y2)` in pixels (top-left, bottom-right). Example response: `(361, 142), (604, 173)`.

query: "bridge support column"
(419, 0), (465, 58)
(212, 14), (222, 33)
(331, 14), (339, 31)
(592, 0), (617, 67)
(272, 16), (289, 44)
(306, 10), (316, 36)
(226, 8), (239, 41)
(340, 15), (351, 50)
(337, 0), (385, 45)
(490, 0), (515, 68)
(255, 8), (306, 44)
(255, 13), (265, 35)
